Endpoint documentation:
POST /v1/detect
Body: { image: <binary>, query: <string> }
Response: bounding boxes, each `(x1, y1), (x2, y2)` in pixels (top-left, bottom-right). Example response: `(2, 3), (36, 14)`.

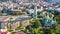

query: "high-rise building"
(44, 0), (60, 3)
(44, 0), (52, 2)
(52, 0), (60, 3)
(30, 0), (42, 2)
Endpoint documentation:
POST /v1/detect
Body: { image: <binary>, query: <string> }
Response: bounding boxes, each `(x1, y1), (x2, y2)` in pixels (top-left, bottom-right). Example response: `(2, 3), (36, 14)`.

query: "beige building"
(7, 21), (20, 29)
(0, 16), (9, 32)
(20, 20), (30, 27)
(0, 15), (30, 32)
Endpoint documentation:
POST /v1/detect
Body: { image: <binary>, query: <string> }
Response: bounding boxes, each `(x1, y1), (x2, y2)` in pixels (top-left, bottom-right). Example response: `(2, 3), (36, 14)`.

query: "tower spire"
(33, 6), (37, 18)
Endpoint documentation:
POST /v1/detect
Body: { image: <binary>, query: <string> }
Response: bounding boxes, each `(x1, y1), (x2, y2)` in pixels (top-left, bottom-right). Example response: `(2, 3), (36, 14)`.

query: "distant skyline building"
(44, 0), (60, 3)
(0, 0), (60, 4)
(44, 0), (52, 2)
(52, 0), (60, 3)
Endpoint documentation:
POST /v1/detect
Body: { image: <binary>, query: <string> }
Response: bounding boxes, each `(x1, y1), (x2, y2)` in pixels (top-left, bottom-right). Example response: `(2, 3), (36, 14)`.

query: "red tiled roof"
(1, 32), (7, 34)
(15, 31), (25, 34)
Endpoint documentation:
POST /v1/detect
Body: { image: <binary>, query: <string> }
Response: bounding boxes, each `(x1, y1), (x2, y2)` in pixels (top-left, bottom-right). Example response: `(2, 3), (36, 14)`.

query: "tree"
(37, 11), (43, 18)
(8, 29), (13, 32)
(54, 14), (60, 24)
(37, 11), (40, 16)
(11, 32), (15, 34)
(54, 28), (60, 34)
(30, 18), (41, 28)
(43, 27), (52, 34)
(0, 12), (2, 16)
(34, 28), (44, 34)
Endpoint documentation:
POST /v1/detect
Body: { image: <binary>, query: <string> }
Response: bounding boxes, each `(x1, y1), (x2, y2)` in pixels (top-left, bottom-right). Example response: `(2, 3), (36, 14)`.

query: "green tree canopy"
(30, 18), (41, 28)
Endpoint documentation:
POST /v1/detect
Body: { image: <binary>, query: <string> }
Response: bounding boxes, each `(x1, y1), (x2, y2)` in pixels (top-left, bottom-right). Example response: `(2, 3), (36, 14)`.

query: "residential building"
(0, 16), (9, 32)
(0, 15), (30, 31)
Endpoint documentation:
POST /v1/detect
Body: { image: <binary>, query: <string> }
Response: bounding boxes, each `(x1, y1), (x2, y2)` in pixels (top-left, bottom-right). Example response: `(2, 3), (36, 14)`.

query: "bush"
(8, 29), (13, 32)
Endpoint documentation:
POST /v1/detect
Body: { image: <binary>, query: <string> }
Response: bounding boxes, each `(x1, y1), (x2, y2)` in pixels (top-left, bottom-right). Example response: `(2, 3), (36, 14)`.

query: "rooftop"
(0, 16), (9, 22)
(15, 31), (25, 34)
